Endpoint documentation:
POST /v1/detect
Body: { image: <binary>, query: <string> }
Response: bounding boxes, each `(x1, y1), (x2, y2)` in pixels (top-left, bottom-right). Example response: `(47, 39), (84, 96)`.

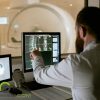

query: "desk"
(32, 86), (72, 100)
(0, 87), (72, 100)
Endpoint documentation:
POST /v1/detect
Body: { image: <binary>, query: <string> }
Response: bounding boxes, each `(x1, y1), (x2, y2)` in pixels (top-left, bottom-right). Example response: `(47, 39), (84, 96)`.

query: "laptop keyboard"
(21, 81), (51, 91)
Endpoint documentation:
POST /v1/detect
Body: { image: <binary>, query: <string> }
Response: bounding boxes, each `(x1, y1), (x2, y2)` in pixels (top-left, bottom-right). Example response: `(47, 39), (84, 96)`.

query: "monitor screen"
(22, 32), (61, 72)
(0, 54), (12, 83)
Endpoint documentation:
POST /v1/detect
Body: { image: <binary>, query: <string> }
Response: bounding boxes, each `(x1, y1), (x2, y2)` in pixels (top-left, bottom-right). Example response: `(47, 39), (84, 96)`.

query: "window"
(0, 0), (85, 57)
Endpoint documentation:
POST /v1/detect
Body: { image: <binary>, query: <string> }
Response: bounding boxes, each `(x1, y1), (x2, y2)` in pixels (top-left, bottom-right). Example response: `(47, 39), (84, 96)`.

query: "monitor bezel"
(0, 54), (12, 83)
(22, 32), (61, 73)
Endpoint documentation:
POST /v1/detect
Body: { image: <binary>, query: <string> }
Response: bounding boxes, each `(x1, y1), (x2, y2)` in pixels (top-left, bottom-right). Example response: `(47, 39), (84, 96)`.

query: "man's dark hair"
(76, 7), (100, 42)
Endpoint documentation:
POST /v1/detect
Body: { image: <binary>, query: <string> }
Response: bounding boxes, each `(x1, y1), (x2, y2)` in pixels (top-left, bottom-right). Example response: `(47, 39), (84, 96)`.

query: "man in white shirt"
(30, 7), (100, 100)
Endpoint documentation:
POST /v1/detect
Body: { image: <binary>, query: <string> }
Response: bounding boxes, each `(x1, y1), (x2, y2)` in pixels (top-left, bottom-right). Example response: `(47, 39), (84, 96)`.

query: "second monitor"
(22, 32), (61, 72)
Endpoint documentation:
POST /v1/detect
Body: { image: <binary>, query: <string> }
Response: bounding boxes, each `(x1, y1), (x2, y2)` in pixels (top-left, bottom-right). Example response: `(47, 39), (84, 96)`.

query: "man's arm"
(31, 55), (73, 88)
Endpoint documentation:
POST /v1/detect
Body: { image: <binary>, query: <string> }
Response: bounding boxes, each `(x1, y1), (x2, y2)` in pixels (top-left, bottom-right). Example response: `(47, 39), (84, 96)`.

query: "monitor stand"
(21, 80), (51, 91)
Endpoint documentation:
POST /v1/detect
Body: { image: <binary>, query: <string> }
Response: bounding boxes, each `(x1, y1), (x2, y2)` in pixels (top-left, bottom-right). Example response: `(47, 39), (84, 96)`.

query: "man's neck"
(84, 34), (96, 48)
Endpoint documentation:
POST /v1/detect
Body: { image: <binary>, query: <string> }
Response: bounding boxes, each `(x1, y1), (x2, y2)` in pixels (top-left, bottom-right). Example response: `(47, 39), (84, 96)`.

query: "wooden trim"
(84, 0), (88, 7)
(99, 0), (100, 7)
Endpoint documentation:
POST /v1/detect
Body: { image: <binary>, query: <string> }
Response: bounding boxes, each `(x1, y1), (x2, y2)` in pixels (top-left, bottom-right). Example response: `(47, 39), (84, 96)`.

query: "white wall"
(0, 0), (85, 56)
(0, 3), (76, 56)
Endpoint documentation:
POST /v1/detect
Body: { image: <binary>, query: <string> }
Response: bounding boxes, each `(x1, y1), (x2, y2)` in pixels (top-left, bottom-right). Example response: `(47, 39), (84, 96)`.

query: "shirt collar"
(83, 41), (97, 52)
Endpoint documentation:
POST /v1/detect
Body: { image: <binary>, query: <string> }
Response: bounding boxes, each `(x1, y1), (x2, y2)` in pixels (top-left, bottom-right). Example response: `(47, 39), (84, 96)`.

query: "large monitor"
(0, 54), (12, 83)
(22, 32), (61, 72)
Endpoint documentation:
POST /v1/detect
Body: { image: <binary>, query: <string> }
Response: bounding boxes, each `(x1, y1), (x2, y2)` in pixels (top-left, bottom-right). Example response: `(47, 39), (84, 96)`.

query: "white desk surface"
(0, 86), (72, 100)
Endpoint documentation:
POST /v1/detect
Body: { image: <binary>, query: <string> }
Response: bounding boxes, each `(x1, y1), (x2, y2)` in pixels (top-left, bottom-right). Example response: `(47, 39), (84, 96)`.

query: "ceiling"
(0, 0), (84, 19)
(0, 0), (85, 8)
(0, 0), (10, 8)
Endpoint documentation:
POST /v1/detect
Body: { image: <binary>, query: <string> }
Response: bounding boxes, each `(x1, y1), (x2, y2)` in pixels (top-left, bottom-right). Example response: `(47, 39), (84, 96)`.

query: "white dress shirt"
(31, 41), (100, 100)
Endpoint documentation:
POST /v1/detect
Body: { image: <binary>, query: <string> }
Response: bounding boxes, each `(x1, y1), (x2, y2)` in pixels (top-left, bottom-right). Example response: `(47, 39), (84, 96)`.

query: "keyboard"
(21, 81), (51, 91)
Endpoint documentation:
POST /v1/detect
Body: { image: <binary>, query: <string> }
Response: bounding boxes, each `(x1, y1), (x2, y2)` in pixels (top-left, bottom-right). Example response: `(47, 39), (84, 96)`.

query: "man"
(30, 7), (100, 100)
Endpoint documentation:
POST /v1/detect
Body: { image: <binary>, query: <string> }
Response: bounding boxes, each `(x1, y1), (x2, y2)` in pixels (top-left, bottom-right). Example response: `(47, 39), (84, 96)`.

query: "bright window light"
(0, 17), (8, 24)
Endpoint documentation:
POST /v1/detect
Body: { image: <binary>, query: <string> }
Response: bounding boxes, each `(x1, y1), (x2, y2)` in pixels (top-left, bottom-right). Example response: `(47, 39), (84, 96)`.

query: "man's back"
(72, 41), (100, 100)
(81, 42), (100, 100)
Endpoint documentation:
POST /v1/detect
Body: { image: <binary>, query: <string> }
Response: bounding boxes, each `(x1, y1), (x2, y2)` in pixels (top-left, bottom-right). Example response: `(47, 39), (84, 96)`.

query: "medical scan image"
(0, 58), (10, 81)
(24, 34), (60, 70)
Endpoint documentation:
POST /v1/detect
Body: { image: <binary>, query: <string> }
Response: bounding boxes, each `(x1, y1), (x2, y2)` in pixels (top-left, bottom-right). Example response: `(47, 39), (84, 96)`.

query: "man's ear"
(79, 26), (86, 38)
(82, 26), (87, 37)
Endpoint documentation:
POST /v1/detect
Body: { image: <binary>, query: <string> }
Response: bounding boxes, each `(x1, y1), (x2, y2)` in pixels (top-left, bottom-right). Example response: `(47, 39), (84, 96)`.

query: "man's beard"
(75, 35), (84, 54)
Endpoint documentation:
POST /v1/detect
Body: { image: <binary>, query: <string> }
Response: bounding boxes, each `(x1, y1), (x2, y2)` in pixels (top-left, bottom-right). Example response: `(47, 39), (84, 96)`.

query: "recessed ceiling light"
(69, 4), (73, 6)
(6, 6), (11, 10)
